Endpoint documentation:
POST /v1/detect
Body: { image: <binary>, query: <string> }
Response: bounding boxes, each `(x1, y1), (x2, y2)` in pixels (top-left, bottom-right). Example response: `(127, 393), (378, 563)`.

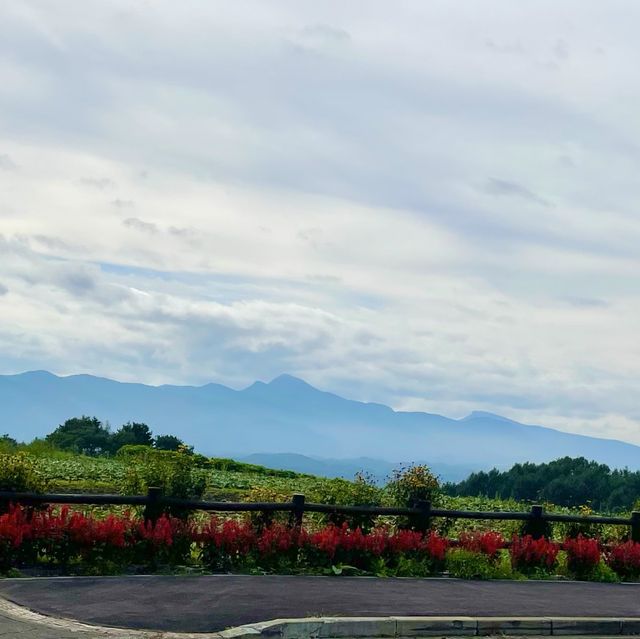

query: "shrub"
(563, 535), (601, 579)
(446, 548), (495, 580)
(119, 448), (206, 517)
(587, 561), (620, 583)
(606, 541), (640, 581)
(0, 435), (18, 453)
(386, 465), (440, 508)
(243, 486), (291, 529)
(458, 530), (505, 560)
(0, 453), (48, 498)
(386, 465), (440, 531)
(116, 444), (155, 459)
(510, 535), (558, 576)
(310, 473), (382, 531)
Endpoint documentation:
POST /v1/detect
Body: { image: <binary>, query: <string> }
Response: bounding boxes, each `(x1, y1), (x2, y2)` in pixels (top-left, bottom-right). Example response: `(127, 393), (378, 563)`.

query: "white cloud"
(0, 1), (639, 446)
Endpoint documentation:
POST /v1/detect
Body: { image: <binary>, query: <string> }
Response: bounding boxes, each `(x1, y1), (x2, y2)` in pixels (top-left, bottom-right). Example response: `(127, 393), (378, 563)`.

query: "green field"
(21, 451), (629, 543)
(35, 453), (326, 499)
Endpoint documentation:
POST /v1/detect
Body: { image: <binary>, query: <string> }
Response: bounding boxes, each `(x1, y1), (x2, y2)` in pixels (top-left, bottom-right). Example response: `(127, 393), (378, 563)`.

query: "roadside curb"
(2, 597), (640, 637)
(227, 617), (640, 638)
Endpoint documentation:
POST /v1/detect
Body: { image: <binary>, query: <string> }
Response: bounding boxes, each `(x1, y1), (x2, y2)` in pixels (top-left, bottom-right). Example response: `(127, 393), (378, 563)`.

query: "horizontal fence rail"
(0, 489), (638, 541)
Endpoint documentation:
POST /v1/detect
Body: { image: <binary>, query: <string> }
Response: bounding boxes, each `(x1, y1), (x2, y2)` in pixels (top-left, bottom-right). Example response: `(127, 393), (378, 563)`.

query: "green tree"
(45, 416), (111, 456)
(0, 434), (18, 452)
(110, 422), (154, 453)
(449, 456), (640, 511)
(154, 434), (184, 451)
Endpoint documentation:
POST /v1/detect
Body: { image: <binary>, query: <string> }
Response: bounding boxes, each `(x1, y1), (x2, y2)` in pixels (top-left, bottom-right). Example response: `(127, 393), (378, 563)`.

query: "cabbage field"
(22, 451), (629, 543)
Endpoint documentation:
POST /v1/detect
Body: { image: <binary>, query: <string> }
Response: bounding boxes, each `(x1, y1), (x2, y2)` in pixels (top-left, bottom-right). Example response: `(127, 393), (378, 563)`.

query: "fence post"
(144, 487), (163, 525)
(528, 504), (546, 539)
(291, 493), (305, 529)
(413, 499), (432, 533)
(631, 512), (640, 543)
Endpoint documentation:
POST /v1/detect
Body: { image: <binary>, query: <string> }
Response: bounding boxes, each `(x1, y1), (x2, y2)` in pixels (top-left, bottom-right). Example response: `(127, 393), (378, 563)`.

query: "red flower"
(0, 505), (31, 548)
(510, 535), (558, 573)
(459, 531), (505, 558)
(563, 535), (600, 577)
(200, 517), (256, 556)
(423, 531), (449, 562)
(606, 541), (640, 580)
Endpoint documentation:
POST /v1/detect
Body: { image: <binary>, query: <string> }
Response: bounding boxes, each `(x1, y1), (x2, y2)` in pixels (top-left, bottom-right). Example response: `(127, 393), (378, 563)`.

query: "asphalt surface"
(0, 576), (639, 633)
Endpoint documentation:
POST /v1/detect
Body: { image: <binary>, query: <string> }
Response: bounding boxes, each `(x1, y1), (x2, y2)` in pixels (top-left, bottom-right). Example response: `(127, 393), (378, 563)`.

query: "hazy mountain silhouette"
(1, 371), (638, 478)
(239, 453), (477, 483)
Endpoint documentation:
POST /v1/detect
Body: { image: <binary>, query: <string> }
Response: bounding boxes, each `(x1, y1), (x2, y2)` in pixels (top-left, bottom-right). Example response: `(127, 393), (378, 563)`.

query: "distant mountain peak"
(268, 374), (315, 390)
(1, 369), (639, 473)
(15, 370), (57, 379)
(462, 410), (518, 424)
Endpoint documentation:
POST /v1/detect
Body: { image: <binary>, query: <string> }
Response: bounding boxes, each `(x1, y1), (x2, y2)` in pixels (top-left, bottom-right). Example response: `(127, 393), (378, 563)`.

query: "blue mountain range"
(1, 370), (638, 481)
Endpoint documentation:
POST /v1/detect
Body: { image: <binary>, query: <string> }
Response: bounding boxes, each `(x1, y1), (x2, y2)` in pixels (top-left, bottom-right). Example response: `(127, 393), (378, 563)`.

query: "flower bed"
(0, 505), (638, 581)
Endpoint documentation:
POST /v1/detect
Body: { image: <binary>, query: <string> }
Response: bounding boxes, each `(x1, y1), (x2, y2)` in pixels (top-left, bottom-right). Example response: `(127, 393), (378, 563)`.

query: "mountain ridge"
(1, 370), (638, 476)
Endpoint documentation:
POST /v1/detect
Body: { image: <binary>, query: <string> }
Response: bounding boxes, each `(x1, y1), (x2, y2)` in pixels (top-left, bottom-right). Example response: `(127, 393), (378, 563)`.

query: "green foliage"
(309, 472), (382, 530)
(386, 464), (441, 507)
(554, 505), (606, 540)
(584, 561), (620, 583)
(208, 457), (304, 478)
(0, 453), (48, 494)
(120, 448), (206, 516)
(450, 457), (640, 512)
(45, 416), (112, 456)
(116, 444), (155, 459)
(154, 434), (184, 451)
(109, 422), (154, 453)
(393, 554), (436, 577)
(446, 549), (496, 580)
(18, 438), (72, 458)
(0, 434), (18, 453)
(40, 416), (194, 461)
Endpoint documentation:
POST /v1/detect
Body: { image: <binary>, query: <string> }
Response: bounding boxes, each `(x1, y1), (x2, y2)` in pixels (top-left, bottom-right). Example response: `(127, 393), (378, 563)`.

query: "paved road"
(1, 575), (639, 633)
(0, 615), (117, 639)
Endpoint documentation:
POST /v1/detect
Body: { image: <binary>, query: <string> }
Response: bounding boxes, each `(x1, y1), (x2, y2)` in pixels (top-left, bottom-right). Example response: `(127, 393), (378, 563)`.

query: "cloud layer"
(1, 1), (639, 444)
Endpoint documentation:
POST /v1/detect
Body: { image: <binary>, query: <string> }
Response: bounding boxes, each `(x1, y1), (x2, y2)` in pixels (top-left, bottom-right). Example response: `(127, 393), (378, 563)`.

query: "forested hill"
(446, 457), (640, 511)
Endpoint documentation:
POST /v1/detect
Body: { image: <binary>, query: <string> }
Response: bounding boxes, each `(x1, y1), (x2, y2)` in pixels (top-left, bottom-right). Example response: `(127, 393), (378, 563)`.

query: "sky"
(1, 1), (639, 446)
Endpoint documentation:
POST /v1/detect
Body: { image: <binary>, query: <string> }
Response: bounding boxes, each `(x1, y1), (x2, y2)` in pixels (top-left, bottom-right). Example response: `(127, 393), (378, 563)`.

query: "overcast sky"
(1, 1), (639, 445)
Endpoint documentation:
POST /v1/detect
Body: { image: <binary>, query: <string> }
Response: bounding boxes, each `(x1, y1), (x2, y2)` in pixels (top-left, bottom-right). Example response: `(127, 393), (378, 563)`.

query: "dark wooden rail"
(1, 490), (638, 541)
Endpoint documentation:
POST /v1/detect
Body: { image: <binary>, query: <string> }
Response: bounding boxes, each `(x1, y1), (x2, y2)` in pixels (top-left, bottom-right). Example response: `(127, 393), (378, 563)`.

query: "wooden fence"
(1, 489), (638, 541)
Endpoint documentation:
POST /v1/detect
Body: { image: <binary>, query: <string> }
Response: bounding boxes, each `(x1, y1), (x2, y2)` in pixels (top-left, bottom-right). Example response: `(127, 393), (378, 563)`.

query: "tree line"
(445, 456), (640, 512)
(2, 416), (189, 457)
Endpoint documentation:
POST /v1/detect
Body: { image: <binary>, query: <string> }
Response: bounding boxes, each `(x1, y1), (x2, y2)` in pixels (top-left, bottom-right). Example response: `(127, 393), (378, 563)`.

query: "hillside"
(2, 370), (639, 476)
